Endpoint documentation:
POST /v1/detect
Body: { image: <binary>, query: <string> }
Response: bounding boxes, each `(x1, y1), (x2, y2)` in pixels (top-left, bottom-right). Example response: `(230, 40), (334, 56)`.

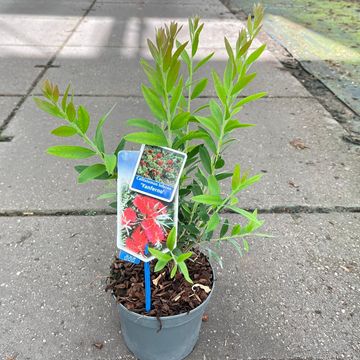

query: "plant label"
(118, 250), (141, 264)
(129, 145), (186, 203)
(117, 150), (178, 262)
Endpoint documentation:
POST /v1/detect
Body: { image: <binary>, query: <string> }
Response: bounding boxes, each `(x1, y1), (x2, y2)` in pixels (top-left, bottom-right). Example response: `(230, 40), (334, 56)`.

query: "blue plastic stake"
(144, 245), (151, 313)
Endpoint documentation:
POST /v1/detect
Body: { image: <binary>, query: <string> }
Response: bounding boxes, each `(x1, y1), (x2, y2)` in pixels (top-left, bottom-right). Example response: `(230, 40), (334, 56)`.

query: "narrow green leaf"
(148, 248), (172, 262)
(53, 85), (60, 102)
(78, 163), (106, 183)
(166, 60), (181, 92)
(61, 84), (71, 111)
(51, 125), (76, 137)
(207, 175), (220, 195)
(155, 260), (168, 272)
(193, 103), (209, 113)
(109, 201), (117, 209)
(147, 39), (159, 61)
(172, 41), (188, 66)
(170, 263), (178, 278)
(66, 102), (76, 122)
(224, 37), (235, 67)
(207, 213), (220, 232)
(192, 23), (204, 56)
(223, 60), (233, 90)
(234, 92), (267, 108)
(209, 100), (223, 123)
(245, 44), (266, 67)
(104, 153), (117, 175)
(127, 118), (163, 135)
(170, 77), (183, 115)
(171, 112), (190, 130)
(34, 98), (63, 118)
(215, 156), (225, 169)
(198, 127), (217, 153)
(95, 104), (116, 153)
(180, 46), (191, 69)
(220, 219), (229, 238)
(194, 52), (214, 72)
(229, 238), (243, 256)
(237, 39), (252, 59)
(141, 59), (163, 95)
(74, 165), (88, 174)
(114, 138), (126, 155)
(215, 172), (233, 180)
(173, 130), (208, 148)
(206, 248), (223, 268)
(231, 73), (256, 95)
(178, 261), (193, 283)
(228, 206), (262, 225)
(166, 227), (177, 251)
(141, 85), (166, 121)
(191, 78), (208, 100)
(77, 105), (90, 133)
(224, 120), (255, 132)
(47, 146), (96, 159)
(211, 70), (227, 104)
(124, 132), (168, 147)
(192, 194), (223, 206)
(199, 146), (212, 174)
(232, 164), (241, 191)
(243, 239), (250, 252)
(177, 252), (193, 263)
(195, 116), (219, 137)
(231, 224), (242, 235)
(97, 192), (116, 200)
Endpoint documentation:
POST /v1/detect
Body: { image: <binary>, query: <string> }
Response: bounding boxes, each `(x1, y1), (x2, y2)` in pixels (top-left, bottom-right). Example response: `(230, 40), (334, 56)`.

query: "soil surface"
(106, 252), (213, 317)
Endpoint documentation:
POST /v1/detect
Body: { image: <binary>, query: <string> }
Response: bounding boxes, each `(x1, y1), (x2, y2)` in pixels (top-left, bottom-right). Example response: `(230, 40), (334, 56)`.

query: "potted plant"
(34, 5), (267, 360)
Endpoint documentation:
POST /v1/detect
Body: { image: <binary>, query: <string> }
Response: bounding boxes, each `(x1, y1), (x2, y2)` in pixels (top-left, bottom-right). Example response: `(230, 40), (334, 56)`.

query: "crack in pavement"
(0, 205), (358, 217)
(0, 0), (98, 142)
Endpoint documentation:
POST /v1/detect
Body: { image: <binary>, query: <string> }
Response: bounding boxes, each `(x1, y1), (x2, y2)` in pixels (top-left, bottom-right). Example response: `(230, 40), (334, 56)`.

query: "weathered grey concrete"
(0, 0), (93, 16)
(0, 97), (21, 128)
(1, 96), (358, 211)
(0, 46), (57, 94)
(45, 46), (310, 98)
(0, 214), (359, 359)
(0, 16), (80, 47)
(66, 1), (245, 49)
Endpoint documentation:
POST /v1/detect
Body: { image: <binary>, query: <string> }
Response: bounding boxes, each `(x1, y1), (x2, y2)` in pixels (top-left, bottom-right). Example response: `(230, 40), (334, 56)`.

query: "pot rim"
(114, 259), (215, 321)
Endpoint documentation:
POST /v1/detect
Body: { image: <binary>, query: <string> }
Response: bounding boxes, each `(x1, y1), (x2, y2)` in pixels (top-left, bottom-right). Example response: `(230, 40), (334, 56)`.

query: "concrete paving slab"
(0, 97), (21, 129)
(0, 15), (81, 47)
(0, 0), (94, 16)
(67, 16), (250, 50)
(0, 213), (359, 359)
(67, 1), (245, 49)
(46, 46), (309, 97)
(1, 96), (358, 212)
(99, 0), (223, 5)
(0, 46), (57, 95)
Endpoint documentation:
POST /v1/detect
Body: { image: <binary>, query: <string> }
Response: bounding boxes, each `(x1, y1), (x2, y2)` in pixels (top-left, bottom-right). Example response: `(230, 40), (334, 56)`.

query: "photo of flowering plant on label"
(117, 151), (178, 261)
(130, 145), (186, 202)
(138, 146), (185, 185)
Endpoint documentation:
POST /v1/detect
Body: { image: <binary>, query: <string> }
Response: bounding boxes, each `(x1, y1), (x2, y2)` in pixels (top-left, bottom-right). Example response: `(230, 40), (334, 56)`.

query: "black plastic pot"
(116, 266), (214, 360)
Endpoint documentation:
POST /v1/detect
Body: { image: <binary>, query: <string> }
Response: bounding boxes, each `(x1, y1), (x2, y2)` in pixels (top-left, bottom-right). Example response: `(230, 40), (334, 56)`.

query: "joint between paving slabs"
(0, 0), (98, 142)
(27, 93), (314, 99)
(0, 206), (359, 218)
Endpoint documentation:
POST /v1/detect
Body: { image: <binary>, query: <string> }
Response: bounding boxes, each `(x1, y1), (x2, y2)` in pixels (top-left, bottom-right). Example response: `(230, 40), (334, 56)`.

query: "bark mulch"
(106, 251), (213, 317)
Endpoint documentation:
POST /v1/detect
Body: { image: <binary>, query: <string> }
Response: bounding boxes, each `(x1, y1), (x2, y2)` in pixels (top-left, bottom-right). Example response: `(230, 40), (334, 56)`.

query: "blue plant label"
(129, 145), (187, 203)
(118, 250), (141, 264)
